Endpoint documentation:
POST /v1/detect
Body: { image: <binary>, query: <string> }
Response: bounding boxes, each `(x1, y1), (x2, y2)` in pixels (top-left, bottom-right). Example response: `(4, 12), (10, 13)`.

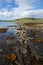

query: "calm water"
(0, 22), (16, 28)
(0, 22), (17, 43)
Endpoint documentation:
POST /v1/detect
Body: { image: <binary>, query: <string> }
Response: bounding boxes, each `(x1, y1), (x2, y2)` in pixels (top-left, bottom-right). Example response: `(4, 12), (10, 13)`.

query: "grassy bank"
(13, 18), (43, 24)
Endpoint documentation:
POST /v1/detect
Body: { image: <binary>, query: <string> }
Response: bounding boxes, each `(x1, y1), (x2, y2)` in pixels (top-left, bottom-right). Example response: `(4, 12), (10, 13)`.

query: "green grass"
(12, 18), (43, 24)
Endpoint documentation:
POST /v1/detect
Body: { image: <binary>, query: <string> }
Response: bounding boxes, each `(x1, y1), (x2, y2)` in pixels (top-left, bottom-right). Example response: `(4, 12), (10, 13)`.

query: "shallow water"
(0, 22), (17, 40)
(0, 22), (16, 28)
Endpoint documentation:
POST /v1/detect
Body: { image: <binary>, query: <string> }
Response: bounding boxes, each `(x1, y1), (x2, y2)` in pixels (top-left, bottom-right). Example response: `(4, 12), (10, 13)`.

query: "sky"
(0, 0), (43, 20)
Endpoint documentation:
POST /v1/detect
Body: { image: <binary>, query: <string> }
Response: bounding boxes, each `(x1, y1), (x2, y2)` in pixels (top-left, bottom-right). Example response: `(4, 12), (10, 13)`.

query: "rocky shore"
(0, 23), (43, 65)
(0, 28), (8, 33)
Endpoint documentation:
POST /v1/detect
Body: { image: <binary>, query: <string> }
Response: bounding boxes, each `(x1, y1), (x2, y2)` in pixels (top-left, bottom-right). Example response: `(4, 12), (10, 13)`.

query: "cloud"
(22, 9), (43, 18)
(15, 0), (34, 10)
(0, 0), (43, 20)
(0, 8), (43, 20)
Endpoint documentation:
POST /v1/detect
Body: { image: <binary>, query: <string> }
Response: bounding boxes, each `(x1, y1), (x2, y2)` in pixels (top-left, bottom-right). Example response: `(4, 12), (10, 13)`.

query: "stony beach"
(0, 23), (43, 65)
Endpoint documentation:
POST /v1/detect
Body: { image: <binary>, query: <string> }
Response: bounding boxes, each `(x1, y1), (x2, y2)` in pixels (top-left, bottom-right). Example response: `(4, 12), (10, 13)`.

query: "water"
(0, 22), (17, 44)
(0, 22), (16, 28)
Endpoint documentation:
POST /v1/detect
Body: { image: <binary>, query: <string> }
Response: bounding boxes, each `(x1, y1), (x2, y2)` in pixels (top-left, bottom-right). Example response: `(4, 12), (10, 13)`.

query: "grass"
(12, 18), (43, 24)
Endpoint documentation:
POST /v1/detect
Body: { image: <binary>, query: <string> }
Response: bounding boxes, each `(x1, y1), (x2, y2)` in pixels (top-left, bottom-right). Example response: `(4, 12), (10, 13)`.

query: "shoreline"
(0, 28), (8, 33)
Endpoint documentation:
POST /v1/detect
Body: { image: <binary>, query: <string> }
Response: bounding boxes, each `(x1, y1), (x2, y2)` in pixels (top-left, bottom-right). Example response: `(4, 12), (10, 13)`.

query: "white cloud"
(0, 9), (43, 20)
(15, 0), (34, 10)
(0, 0), (43, 20)
(22, 9), (43, 18)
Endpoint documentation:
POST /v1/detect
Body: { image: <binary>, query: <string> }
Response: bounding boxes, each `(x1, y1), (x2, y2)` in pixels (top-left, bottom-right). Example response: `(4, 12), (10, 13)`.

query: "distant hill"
(13, 18), (43, 24)
(0, 18), (43, 24)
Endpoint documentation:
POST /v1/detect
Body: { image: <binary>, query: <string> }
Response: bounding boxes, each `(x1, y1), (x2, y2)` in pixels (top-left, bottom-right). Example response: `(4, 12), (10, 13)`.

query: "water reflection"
(0, 22), (16, 28)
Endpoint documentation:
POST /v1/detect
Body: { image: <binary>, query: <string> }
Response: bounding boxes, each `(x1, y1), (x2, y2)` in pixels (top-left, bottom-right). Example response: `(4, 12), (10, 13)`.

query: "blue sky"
(0, 0), (43, 20)
(0, 0), (18, 10)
